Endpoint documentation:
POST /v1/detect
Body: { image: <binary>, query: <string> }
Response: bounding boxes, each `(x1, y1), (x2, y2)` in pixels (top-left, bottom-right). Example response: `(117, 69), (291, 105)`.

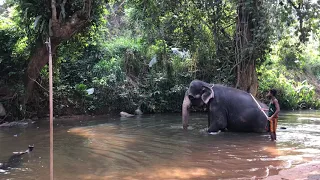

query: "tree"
(234, 0), (272, 96)
(286, 0), (320, 43)
(8, 0), (107, 104)
(129, 0), (273, 94)
(128, 0), (237, 84)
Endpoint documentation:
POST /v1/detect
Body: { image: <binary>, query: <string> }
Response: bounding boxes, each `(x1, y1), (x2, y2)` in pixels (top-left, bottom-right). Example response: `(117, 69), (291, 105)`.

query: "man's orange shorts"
(269, 117), (278, 133)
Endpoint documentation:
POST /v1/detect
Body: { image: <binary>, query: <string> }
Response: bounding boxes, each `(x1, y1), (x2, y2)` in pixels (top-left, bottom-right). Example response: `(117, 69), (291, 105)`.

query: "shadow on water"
(1, 110), (320, 179)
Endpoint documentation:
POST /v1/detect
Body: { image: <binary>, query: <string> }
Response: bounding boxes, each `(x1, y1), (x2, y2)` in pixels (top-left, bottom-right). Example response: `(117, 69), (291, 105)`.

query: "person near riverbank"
(261, 89), (280, 141)
(266, 89), (280, 141)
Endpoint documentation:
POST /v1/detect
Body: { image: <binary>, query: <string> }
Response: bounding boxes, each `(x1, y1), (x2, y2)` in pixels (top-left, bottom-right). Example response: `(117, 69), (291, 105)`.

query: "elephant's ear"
(201, 85), (214, 104)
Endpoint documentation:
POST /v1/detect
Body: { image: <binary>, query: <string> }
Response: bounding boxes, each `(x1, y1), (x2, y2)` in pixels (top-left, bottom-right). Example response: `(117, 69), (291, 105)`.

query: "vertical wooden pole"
(47, 37), (54, 180)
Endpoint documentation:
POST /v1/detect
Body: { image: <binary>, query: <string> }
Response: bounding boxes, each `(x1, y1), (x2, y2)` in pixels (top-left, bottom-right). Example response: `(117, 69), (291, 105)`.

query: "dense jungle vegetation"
(0, 0), (320, 121)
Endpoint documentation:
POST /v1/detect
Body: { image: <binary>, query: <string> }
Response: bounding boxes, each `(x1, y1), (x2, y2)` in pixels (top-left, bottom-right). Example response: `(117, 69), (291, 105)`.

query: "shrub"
(258, 64), (320, 110)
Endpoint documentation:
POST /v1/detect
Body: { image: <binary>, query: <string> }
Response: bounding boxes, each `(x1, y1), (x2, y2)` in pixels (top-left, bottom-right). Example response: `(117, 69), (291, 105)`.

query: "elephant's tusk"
(250, 93), (268, 119)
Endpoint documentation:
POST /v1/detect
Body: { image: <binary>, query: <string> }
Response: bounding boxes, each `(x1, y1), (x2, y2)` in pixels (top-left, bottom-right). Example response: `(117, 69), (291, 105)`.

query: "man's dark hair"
(269, 89), (277, 96)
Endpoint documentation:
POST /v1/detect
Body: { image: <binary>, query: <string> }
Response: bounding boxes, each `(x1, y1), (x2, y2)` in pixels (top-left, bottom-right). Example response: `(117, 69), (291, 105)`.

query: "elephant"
(182, 80), (269, 133)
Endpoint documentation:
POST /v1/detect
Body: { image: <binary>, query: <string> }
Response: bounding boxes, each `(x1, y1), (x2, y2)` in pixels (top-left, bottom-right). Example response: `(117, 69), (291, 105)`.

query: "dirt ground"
(265, 161), (320, 180)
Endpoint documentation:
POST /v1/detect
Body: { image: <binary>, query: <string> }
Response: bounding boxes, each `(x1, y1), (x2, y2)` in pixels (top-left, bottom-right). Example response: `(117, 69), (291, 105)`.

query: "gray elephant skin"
(182, 80), (268, 133)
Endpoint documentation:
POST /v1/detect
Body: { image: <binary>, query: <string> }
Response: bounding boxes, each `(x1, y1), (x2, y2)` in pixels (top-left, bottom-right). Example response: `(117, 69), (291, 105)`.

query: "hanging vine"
(234, 0), (272, 96)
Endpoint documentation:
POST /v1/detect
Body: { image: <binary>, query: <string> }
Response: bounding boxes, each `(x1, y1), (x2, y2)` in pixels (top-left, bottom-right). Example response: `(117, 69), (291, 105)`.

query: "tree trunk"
(24, 40), (59, 104)
(234, 0), (258, 96)
(23, 0), (93, 104)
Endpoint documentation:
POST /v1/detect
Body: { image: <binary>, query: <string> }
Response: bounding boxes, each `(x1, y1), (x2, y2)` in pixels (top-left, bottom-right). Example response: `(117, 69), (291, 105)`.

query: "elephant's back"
(214, 84), (251, 99)
(214, 85), (268, 132)
(215, 85), (265, 108)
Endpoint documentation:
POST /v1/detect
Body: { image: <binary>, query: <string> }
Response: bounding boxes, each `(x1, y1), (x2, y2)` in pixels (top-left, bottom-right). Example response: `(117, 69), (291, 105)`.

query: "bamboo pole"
(46, 37), (54, 180)
(250, 93), (268, 119)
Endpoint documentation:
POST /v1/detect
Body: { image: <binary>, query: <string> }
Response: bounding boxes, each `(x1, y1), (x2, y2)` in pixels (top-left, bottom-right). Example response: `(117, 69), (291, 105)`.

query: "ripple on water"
(71, 124), (289, 179)
(297, 117), (320, 121)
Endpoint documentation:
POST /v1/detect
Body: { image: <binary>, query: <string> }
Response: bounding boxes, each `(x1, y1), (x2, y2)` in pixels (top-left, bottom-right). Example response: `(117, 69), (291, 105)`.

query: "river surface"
(0, 110), (320, 180)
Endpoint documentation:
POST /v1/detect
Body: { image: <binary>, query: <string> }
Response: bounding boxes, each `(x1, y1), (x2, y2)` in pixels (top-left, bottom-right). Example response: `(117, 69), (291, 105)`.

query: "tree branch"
(51, 0), (92, 39)
(83, 0), (91, 18)
(62, 0), (67, 6)
(59, 0), (67, 22)
(51, 0), (58, 22)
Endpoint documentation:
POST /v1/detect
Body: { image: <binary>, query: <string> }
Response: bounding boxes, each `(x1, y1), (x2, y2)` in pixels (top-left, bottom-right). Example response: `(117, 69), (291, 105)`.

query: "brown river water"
(0, 110), (320, 180)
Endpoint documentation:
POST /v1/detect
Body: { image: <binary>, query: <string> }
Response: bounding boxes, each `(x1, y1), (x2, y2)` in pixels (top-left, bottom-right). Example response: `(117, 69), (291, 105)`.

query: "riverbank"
(265, 161), (320, 180)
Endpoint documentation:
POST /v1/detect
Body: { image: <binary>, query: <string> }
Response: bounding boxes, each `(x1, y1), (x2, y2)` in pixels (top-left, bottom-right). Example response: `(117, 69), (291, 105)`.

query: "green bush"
(258, 64), (320, 110)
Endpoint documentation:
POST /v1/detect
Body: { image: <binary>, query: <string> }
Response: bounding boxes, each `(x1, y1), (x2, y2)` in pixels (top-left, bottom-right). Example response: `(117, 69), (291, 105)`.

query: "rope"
(249, 93), (268, 119)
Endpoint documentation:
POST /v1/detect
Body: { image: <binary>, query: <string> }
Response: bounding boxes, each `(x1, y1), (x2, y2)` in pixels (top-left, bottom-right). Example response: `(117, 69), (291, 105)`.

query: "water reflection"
(0, 111), (320, 179)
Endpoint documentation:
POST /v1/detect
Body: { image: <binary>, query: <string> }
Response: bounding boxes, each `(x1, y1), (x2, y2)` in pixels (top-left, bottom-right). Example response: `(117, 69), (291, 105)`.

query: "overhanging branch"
(83, 0), (92, 17)
(51, 0), (92, 39)
(59, 0), (68, 21)
(62, 0), (67, 7)
(51, 0), (58, 22)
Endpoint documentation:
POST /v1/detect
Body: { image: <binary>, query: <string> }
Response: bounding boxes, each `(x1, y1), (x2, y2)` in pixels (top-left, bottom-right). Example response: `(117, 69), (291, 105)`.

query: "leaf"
(34, 15), (42, 29)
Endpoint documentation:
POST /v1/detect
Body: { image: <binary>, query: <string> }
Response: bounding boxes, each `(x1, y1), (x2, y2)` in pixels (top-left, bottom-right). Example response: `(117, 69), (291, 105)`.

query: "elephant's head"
(182, 80), (214, 129)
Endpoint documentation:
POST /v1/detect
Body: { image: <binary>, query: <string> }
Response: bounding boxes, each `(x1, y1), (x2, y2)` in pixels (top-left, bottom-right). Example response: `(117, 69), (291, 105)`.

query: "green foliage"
(1, 0), (320, 121)
(0, 12), (27, 83)
(300, 40), (320, 80)
(9, 0), (107, 41)
(52, 35), (193, 115)
(93, 58), (124, 82)
(128, 0), (236, 84)
(258, 42), (320, 110)
(258, 68), (319, 109)
(0, 5), (25, 117)
(279, 0), (320, 43)
(273, 35), (320, 80)
(138, 72), (188, 113)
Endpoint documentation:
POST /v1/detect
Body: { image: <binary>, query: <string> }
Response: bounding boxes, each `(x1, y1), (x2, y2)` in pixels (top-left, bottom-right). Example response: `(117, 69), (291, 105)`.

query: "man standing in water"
(266, 89), (280, 141)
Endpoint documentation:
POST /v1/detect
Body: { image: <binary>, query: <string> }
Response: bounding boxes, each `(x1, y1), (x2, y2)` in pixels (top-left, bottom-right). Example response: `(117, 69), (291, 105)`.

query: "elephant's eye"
(188, 95), (194, 100)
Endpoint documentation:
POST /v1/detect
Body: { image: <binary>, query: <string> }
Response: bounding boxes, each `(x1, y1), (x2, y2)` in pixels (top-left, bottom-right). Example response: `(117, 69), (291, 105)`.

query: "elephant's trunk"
(182, 95), (191, 129)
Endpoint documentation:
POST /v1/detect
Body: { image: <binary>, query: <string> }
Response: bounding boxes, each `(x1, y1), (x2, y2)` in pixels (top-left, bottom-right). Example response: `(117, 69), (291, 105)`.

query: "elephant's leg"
(182, 92), (191, 129)
(207, 102), (227, 132)
(208, 113), (227, 132)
